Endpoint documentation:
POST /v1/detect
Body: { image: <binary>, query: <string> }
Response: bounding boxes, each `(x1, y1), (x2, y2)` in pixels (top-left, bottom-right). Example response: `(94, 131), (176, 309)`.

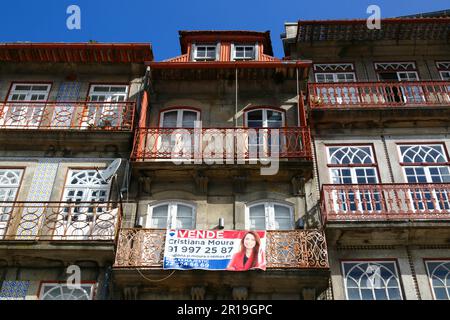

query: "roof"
(178, 30), (274, 56)
(0, 43), (153, 63)
(294, 17), (450, 42)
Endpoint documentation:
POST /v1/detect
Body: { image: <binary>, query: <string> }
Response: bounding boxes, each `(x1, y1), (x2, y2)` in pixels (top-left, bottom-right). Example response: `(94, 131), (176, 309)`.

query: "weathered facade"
(0, 43), (152, 299)
(1, 13), (448, 301)
(112, 31), (329, 300)
(282, 16), (450, 300)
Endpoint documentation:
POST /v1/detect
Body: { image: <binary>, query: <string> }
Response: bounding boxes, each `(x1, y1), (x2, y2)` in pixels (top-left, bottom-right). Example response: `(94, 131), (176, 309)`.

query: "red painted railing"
(309, 81), (450, 109)
(0, 101), (135, 130)
(0, 201), (122, 241)
(321, 183), (450, 223)
(132, 127), (312, 160)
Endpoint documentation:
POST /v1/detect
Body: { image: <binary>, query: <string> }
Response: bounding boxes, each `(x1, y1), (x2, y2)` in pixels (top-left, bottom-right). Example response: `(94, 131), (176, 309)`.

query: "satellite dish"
(99, 159), (122, 182)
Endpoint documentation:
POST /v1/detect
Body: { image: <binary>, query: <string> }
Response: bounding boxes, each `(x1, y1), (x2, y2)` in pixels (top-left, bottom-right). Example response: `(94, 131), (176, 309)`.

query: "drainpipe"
(235, 68), (238, 127)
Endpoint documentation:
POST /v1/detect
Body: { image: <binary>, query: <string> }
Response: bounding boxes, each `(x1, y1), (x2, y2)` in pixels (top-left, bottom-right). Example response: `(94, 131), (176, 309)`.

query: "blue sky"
(0, 0), (448, 60)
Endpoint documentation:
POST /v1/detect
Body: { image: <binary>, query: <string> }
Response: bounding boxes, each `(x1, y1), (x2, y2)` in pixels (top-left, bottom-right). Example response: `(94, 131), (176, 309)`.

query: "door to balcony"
(246, 109), (285, 158)
(84, 85), (128, 129)
(157, 109), (200, 159)
(2, 84), (51, 128)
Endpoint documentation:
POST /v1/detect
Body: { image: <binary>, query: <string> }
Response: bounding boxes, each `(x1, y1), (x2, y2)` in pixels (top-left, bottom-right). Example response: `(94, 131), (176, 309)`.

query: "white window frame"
(439, 71), (450, 81)
(342, 260), (403, 300)
(159, 109), (201, 128)
(39, 283), (96, 300)
(398, 144), (450, 212)
(425, 260), (450, 300)
(192, 43), (219, 61)
(62, 169), (111, 204)
(147, 201), (196, 230)
(0, 169), (23, 239)
(313, 63), (354, 73)
(231, 43), (258, 61)
(327, 146), (381, 213)
(314, 72), (356, 83)
(244, 108), (285, 128)
(245, 201), (295, 230)
(2, 83), (51, 128)
(374, 62), (416, 72)
(85, 84), (129, 128)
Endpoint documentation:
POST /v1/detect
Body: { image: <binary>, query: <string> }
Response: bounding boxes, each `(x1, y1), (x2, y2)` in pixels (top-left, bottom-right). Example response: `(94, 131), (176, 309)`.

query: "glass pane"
(247, 110), (263, 128)
(273, 205), (292, 230)
(162, 111), (178, 128)
(249, 204), (265, 230)
(181, 111), (197, 128)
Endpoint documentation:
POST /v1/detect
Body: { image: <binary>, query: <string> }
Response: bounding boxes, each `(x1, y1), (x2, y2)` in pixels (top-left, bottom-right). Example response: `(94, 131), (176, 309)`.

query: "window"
(193, 44), (218, 61)
(2, 83), (51, 128)
(160, 109), (200, 128)
(39, 283), (95, 300)
(342, 261), (403, 300)
(425, 260), (450, 300)
(158, 109), (201, 159)
(399, 144), (450, 211)
(440, 71), (450, 81)
(86, 84), (128, 128)
(436, 61), (450, 80)
(232, 44), (256, 61)
(313, 64), (358, 105)
(57, 169), (111, 239)
(245, 108), (285, 156)
(0, 169), (23, 239)
(375, 62), (424, 104)
(327, 146), (381, 212)
(246, 201), (294, 230)
(147, 202), (196, 229)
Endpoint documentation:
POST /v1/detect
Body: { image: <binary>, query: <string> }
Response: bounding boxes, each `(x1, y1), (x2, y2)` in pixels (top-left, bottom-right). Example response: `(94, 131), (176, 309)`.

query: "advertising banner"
(163, 229), (266, 271)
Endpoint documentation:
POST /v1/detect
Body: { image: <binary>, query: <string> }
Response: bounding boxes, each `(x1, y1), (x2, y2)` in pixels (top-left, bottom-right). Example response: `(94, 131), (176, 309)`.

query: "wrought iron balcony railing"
(0, 201), (121, 241)
(309, 81), (450, 109)
(321, 183), (450, 223)
(114, 229), (329, 269)
(132, 127), (312, 161)
(0, 101), (135, 130)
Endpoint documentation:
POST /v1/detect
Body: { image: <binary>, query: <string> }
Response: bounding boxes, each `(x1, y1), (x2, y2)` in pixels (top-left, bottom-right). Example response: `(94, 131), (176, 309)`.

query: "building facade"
(282, 16), (450, 300)
(1, 13), (449, 301)
(0, 43), (152, 299)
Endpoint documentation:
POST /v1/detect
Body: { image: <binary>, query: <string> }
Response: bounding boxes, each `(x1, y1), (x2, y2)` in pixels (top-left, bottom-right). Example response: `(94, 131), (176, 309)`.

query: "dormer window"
(232, 44), (257, 61)
(192, 44), (218, 61)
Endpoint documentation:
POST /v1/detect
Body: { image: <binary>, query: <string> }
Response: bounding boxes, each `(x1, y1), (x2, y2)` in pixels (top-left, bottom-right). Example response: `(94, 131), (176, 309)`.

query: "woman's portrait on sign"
(227, 231), (266, 271)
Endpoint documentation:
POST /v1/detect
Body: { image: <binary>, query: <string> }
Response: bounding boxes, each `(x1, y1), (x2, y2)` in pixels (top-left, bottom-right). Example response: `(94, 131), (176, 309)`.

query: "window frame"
(158, 107), (201, 128)
(424, 259), (450, 300)
(192, 43), (220, 62)
(6, 82), (52, 102)
(0, 168), (25, 239)
(374, 61), (420, 81)
(231, 43), (258, 61)
(87, 84), (129, 102)
(245, 200), (295, 231)
(341, 259), (404, 300)
(147, 200), (197, 230)
(244, 107), (286, 128)
(436, 61), (450, 81)
(38, 281), (96, 300)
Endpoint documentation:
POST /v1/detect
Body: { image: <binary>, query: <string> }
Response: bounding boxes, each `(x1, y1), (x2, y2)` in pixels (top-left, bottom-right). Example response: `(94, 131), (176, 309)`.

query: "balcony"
(0, 101), (135, 131)
(0, 201), (121, 241)
(321, 183), (450, 223)
(114, 229), (329, 269)
(132, 127), (312, 161)
(309, 81), (450, 109)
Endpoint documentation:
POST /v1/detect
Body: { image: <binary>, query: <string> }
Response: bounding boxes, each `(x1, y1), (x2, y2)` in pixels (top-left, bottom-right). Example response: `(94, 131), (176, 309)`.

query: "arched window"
(327, 146), (381, 213)
(246, 201), (294, 230)
(398, 144), (450, 211)
(426, 260), (450, 300)
(342, 261), (403, 300)
(0, 169), (23, 239)
(160, 108), (200, 128)
(39, 283), (95, 300)
(245, 108), (284, 128)
(147, 201), (196, 230)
